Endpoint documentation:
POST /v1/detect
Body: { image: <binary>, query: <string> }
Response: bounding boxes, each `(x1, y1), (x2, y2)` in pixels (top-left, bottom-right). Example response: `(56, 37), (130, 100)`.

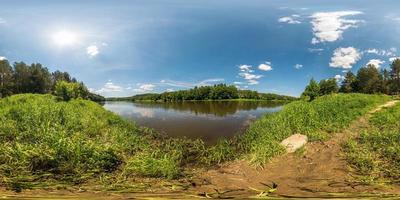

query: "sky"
(0, 0), (400, 97)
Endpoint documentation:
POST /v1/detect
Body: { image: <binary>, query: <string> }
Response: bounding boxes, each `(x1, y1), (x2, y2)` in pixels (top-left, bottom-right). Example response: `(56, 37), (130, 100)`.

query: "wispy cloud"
(278, 15), (301, 24)
(311, 11), (363, 44)
(238, 65), (263, 85)
(0, 56), (7, 61)
(87, 45), (99, 58)
(160, 78), (224, 88)
(133, 84), (156, 93)
(364, 48), (396, 57)
(329, 47), (361, 69)
(294, 64), (303, 69)
(0, 18), (6, 24)
(389, 57), (400, 62)
(366, 59), (385, 68)
(96, 81), (124, 96)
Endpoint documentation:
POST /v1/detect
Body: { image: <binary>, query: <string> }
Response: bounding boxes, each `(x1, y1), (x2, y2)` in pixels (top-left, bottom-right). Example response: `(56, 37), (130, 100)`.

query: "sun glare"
(52, 30), (78, 47)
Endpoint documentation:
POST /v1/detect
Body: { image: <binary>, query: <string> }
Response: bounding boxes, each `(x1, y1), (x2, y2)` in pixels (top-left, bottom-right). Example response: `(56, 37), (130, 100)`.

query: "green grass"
(0, 94), (207, 190)
(232, 93), (390, 166)
(344, 102), (400, 183)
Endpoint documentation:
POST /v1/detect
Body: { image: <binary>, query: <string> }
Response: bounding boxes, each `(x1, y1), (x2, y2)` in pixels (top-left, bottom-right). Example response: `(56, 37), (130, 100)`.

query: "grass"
(231, 93), (390, 166)
(344, 102), (400, 184)
(0, 94), (207, 190)
(0, 93), (391, 191)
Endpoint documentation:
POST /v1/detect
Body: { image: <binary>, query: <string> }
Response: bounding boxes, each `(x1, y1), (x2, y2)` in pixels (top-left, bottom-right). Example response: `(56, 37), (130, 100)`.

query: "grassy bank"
(345, 101), (400, 184)
(226, 94), (390, 166)
(0, 93), (391, 191)
(0, 94), (207, 191)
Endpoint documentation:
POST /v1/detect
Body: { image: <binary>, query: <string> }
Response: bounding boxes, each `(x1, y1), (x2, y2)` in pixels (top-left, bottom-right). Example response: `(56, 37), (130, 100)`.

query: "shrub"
(54, 81), (89, 101)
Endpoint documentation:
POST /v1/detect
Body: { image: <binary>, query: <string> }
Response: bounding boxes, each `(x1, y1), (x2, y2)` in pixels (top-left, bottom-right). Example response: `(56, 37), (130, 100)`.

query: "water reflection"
(104, 101), (284, 143)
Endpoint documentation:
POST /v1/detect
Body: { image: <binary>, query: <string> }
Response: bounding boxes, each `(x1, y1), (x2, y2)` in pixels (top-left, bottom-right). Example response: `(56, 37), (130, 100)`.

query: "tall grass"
(0, 94), (205, 190)
(345, 102), (400, 183)
(234, 93), (389, 166)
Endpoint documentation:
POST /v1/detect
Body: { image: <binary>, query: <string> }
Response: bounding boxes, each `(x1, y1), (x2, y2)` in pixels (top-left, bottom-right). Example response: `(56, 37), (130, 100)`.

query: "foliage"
(345, 102), (400, 182)
(319, 78), (339, 95)
(108, 85), (297, 102)
(354, 64), (383, 94)
(54, 81), (90, 101)
(340, 71), (357, 93)
(235, 93), (389, 166)
(304, 59), (400, 99)
(301, 78), (320, 101)
(0, 59), (104, 101)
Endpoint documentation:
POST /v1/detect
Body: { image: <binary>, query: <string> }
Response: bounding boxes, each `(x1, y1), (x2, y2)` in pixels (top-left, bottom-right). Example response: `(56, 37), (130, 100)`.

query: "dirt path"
(189, 100), (400, 198)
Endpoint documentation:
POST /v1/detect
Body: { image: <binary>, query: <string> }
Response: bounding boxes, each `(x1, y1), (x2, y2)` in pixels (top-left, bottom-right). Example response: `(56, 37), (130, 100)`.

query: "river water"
(104, 100), (284, 143)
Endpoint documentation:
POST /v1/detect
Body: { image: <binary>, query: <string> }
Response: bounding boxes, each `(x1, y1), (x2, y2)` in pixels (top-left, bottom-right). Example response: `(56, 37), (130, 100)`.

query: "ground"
(1, 101), (400, 199)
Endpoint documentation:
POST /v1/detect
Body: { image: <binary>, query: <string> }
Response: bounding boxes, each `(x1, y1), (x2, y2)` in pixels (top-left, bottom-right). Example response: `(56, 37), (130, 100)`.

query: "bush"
(54, 81), (89, 101)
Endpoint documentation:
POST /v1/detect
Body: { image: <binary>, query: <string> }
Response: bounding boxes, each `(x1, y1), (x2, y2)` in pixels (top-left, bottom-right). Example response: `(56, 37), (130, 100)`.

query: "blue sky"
(0, 0), (399, 97)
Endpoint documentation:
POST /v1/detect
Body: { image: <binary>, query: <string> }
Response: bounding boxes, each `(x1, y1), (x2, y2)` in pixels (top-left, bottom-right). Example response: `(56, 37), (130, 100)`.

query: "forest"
(109, 84), (297, 102)
(302, 59), (400, 101)
(0, 59), (104, 101)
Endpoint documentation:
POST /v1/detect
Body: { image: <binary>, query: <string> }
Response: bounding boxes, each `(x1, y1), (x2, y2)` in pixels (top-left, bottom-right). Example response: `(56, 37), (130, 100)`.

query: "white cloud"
(239, 72), (263, 80)
(308, 48), (324, 53)
(334, 74), (345, 82)
(294, 64), (303, 69)
(160, 78), (224, 88)
(133, 84), (155, 93)
(311, 11), (363, 44)
(329, 47), (361, 69)
(389, 57), (400, 62)
(96, 81), (124, 96)
(237, 64), (263, 85)
(366, 59), (384, 68)
(278, 15), (301, 24)
(248, 80), (259, 85)
(166, 88), (174, 92)
(0, 56), (7, 61)
(233, 81), (244, 85)
(0, 18), (6, 24)
(364, 48), (396, 57)
(258, 62), (273, 71)
(239, 64), (254, 72)
(87, 45), (99, 58)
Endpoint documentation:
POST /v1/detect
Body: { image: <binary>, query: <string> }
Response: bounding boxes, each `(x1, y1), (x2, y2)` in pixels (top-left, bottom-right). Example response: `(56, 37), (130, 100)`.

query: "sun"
(52, 30), (78, 47)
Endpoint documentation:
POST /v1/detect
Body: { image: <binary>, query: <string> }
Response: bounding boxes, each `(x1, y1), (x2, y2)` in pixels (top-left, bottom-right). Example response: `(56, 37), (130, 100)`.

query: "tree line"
(0, 59), (104, 101)
(109, 84), (297, 101)
(302, 59), (400, 101)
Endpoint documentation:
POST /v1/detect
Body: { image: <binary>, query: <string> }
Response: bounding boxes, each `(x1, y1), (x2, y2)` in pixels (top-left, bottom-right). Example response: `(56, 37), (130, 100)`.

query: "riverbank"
(1, 93), (398, 198)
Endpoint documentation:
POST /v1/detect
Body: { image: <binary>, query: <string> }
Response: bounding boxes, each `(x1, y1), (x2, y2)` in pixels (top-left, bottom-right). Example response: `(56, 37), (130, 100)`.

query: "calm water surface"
(104, 101), (284, 143)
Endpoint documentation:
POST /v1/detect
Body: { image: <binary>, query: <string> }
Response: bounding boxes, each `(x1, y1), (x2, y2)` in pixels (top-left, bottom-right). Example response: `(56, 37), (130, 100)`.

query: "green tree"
(54, 81), (89, 101)
(302, 78), (320, 101)
(389, 59), (400, 94)
(339, 71), (357, 93)
(0, 59), (14, 98)
(29, 63), (52, 94)
(355, 64), (383, 94)
(381, 69), (390, 94)
(319, 78), (338, 95)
